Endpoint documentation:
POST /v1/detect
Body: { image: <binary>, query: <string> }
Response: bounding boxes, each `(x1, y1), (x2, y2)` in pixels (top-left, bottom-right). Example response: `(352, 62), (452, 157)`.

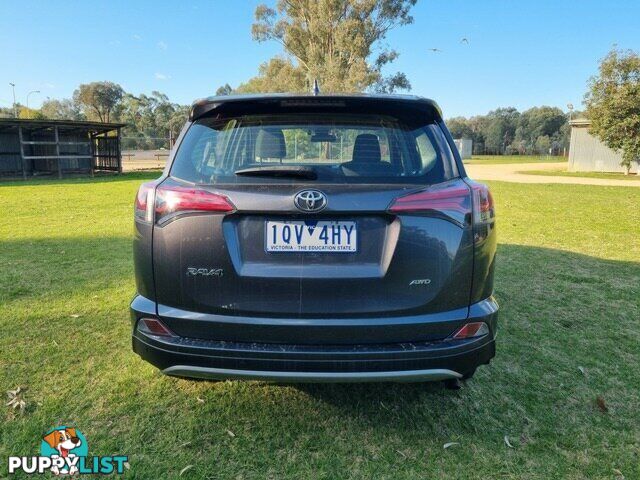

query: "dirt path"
(122, 159), (166, 172)
(465, 162), (640, 187)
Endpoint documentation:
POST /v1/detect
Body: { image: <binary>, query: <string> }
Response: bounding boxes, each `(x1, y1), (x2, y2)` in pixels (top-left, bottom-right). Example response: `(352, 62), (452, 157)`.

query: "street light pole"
(9, 82), (17, 117)
(26, 90), (40, 110)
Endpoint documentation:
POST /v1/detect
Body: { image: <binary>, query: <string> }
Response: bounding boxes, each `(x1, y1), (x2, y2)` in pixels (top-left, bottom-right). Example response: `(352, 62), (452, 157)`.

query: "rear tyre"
(443, 378), (461, 390)
(461, 368), (476, 380)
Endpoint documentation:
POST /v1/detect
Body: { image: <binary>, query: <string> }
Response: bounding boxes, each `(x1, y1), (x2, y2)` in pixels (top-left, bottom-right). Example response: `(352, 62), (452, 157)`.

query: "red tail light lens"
(450, 322), (489, 339)
(154, 185), (235, 223)
(137, 318), (176, 337)
(469, 182), (495, 243)
(134, 181), (157, 222)
(471, 183), (495, 225)
(388, 183), (472, 225)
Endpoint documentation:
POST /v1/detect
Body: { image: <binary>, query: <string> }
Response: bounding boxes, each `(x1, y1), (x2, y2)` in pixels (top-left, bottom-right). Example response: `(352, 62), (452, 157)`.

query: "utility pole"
(567, 103), (574, 121)
(9, 82), (17, 117)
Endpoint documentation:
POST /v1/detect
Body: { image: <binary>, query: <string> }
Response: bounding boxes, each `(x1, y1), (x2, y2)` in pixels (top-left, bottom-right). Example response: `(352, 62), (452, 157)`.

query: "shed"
(568, 119), (637, 174)
(453, 138), (473, 160)
(0, 118), (125, 179)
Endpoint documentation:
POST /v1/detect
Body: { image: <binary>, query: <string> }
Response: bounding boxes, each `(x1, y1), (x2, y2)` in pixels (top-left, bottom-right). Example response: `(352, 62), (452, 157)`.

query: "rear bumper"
(130, 296), (498, 383)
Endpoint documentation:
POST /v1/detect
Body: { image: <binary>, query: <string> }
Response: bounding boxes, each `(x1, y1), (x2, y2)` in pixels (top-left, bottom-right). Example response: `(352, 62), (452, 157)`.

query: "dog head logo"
(40, 426), (88, 475)
(42, 428), (82, 457)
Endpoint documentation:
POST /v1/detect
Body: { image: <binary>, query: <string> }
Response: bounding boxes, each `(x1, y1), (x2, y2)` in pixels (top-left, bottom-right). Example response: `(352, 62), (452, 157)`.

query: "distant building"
(0, 118), (125, 179)
(453, 138), (473, 160)
(568, 119), (637, 174)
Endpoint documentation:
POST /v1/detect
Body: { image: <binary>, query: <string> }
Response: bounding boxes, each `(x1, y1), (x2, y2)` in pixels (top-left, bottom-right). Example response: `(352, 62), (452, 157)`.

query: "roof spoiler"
(189, 94), (443, 123)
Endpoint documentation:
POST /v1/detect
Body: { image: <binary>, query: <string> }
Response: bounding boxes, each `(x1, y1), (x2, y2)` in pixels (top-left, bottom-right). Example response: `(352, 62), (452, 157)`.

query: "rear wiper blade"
(234, 165), (318, 180)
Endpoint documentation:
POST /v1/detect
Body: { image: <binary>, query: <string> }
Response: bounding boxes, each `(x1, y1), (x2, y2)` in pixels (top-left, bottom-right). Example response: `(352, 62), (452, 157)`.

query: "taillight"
(134, 181), (157, 222)
(137, 318), (176, 337)
(469, 182), (495, 243)
(450, 322), (489, 339)
(471, 183), (495, 225)
(388, 183), (471, 225)
(154, 184), (235, 223)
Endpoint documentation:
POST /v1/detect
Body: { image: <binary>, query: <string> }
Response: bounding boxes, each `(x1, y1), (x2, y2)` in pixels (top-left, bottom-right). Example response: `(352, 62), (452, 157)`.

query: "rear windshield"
(170, 114), (457, 184)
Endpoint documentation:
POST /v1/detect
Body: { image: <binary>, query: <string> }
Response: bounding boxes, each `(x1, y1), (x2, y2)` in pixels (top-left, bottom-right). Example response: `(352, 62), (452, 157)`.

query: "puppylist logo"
(8, 426), (128, 475)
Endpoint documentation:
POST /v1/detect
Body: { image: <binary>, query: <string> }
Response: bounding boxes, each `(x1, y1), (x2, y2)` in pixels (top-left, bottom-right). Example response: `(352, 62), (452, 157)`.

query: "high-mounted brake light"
(388, 183), (471, 225)
(154, 184), (235, 223)
(134, 181), (157, 222)
(450, 322), (490, 340)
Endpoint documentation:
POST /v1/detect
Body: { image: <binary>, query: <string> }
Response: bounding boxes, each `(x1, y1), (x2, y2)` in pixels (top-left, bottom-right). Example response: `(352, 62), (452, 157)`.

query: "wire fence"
(121, 136), (172, 150)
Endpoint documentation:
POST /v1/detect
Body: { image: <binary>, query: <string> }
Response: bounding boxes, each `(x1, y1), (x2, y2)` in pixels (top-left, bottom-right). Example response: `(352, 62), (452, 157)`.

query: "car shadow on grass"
(259, 242), (639, 423)
(2, 238), (639, 435)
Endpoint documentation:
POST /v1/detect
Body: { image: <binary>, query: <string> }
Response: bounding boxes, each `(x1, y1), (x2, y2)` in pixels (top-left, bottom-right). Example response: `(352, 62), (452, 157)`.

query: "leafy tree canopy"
(446, 106), (570, 155)
(215, 83), (234, 96)
(40, 98), (85, 121)
(239, 0), (417, 93)
(73, 81), (124, 123)
(585, 48), (640, 170)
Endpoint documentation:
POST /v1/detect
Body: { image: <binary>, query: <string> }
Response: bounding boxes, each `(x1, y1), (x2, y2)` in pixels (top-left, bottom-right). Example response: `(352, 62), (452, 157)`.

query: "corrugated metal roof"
(569, 118), (591, 127)
(0, 118), (126, 130)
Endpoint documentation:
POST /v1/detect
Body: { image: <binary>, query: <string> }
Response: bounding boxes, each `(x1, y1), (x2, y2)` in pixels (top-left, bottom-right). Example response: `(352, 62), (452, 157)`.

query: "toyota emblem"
(294, 190), (327, 212)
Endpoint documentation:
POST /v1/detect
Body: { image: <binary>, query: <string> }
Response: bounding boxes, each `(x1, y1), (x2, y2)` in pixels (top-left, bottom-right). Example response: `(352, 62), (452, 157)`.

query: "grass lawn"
(463, 155), (567, 165)
(1, 173), (639, 479)
(521, 169), (640, 181)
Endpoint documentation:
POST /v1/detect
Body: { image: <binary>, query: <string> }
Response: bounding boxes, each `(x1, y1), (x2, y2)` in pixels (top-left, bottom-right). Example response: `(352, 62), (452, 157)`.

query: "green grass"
(1, 174), (639, 479)
(521, 169), (640, 181)
(463, 155), (567, 165)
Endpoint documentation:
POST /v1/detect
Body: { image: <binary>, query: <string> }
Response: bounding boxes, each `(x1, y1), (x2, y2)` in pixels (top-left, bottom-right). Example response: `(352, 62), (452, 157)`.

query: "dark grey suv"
(131, 94), (497, 386)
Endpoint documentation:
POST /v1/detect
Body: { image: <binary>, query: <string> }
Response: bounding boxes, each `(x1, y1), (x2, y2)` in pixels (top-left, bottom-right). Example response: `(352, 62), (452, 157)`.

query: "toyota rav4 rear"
(131, 94), (498, 385)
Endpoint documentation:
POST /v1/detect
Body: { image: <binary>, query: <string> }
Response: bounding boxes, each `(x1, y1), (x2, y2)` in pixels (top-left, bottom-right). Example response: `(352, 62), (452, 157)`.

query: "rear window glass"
(170, 114), (457, 184)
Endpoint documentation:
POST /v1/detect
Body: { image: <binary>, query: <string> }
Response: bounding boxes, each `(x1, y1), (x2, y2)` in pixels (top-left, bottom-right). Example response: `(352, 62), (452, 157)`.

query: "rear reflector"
(155, 185), (234, 223)
(450, 322), (490, 339)
(388, 183), (471, 225)
(137, 318), (176, 337)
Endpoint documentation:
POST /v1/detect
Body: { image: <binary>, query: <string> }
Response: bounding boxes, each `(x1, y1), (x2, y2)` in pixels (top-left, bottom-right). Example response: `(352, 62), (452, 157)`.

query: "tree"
(514, 106), (568, 154)
(447, 106), (569, 156)
(118, 91), (189, 149)
(585, 48), (640, 172)
(483, 108), (519, 154)
(40, 98), (85, 120)
(18, 106), (45, 119)
(236, 57), (308, 93)
(215, 84), (234, 96)
(243, 0), (417, 93)
(447, 117), (474, 139)
(73, 81), (124, 123)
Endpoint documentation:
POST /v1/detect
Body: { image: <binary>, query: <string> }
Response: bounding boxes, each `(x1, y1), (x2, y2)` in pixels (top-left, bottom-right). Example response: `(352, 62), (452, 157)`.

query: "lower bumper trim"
(163, 365), (462, 383)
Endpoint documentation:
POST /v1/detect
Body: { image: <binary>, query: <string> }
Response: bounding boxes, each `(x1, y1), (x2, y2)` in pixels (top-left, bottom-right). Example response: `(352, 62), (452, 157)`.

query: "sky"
(0, 0), (638, 118)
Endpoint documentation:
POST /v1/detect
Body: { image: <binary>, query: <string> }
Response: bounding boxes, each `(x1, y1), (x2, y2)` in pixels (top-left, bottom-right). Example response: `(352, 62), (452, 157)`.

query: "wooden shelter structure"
(0, 118), (126, 179)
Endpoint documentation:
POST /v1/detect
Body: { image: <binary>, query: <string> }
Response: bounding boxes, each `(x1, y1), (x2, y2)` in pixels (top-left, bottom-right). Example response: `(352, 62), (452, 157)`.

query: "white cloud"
(157, 40), (168, 50)
(132, 34), (142, 41)
(109, 40), (121, 46)
(155, 73), (170, 80)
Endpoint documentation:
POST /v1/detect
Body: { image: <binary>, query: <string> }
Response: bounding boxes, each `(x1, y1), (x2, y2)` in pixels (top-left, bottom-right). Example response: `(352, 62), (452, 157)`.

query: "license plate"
(266, 220), (357, 253)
